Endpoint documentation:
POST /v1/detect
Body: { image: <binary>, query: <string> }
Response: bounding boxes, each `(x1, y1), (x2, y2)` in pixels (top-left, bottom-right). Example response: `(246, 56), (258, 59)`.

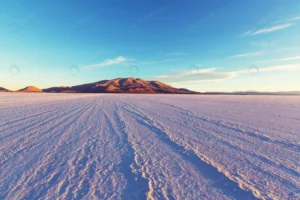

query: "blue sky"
(1, 0), (300, 92)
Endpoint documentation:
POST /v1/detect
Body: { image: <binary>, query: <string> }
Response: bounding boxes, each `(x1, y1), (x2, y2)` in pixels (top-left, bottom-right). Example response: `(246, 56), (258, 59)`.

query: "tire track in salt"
(58, 97), (123, 200)
(1, 99), (98, 200)
(99, 98), (149, 200)
(0, 98), (94, 140)
(0, 101), (75, 129)
(21, 101), (99, 200)
(119, 100), (259, 200)
(45, 98), (103, 200)
(142, 99), (300, 153)
(86, 98), (123, 199)
(123, 99), (300, 198)
(135, 100), (300, 180)
(1, 100), (93, 166)
(115, 98), (222, 199)
(0, 97), (82, 123)
(61, 138), (94, 200)
(128, 104), (300, 197)
(0, 98), (94, 158)
(111, 97), (300, 200)
(0, 98), (94, 142)
(0, 99), (96, 166)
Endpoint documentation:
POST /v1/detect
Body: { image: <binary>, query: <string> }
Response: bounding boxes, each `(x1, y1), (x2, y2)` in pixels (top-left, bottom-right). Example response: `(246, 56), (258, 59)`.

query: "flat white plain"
(0, 93), (299, 200)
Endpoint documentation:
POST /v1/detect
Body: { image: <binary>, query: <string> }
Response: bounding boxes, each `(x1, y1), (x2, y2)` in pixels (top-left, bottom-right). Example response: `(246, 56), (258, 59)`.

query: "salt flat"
(0, 93), (299, 200)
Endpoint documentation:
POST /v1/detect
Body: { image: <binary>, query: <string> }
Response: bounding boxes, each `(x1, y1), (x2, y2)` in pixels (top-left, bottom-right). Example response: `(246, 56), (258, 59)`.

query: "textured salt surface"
(0, 93), (299, 200)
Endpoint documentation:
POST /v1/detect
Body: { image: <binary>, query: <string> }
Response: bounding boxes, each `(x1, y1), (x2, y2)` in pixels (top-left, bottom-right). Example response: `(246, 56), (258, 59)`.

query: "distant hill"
(276, 91), (300, 95)
(43, 77), (198, 94)
(0, 87), (10, 92)
(18, 86), (43, 92)
(204, 91), (300, 95)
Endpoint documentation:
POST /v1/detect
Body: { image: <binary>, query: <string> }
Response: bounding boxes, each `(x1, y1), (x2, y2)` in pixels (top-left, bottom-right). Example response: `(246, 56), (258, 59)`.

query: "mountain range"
(1, 78), (197, 94)
(0, 87), (10, 92)
(1, 77), (299, 95)
(43, 77), (197, 94)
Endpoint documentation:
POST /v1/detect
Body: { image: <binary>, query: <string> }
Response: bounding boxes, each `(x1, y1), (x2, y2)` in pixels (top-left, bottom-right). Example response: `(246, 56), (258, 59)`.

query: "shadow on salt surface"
(173, 105), (300, 153)
(120, 156), (149, 200)
(103, 110), (149, 200)
(22, 171), (62, 200)
(125, 110), (259, 200)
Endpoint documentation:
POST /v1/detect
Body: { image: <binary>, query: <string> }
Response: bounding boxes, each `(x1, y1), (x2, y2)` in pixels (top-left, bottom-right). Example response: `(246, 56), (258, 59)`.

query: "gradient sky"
(1, 0), (300, 92)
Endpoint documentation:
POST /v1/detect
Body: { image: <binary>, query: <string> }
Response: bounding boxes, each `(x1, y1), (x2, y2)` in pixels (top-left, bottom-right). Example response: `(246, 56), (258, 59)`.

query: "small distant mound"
(18, 86), (43, 92)
(43, 77), (198, 94)
(0, 87), (10, 92)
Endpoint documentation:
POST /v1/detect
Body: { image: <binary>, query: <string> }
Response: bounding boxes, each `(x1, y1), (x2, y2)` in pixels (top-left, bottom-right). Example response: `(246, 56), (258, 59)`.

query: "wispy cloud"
(155, 75), (169, 78)
(276, 56), (300, 61)
(284, 16), (300, 22)
(261, 55), (300, 63)
(82, 56), (128, 69)
(230, 52), (263, 58)
(260, 64), (300, 72)
(235, 64), (300, 74)
(153, 64), (300, 85)
(153, 68), (237, 85)
(244, 23), (293, 36)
